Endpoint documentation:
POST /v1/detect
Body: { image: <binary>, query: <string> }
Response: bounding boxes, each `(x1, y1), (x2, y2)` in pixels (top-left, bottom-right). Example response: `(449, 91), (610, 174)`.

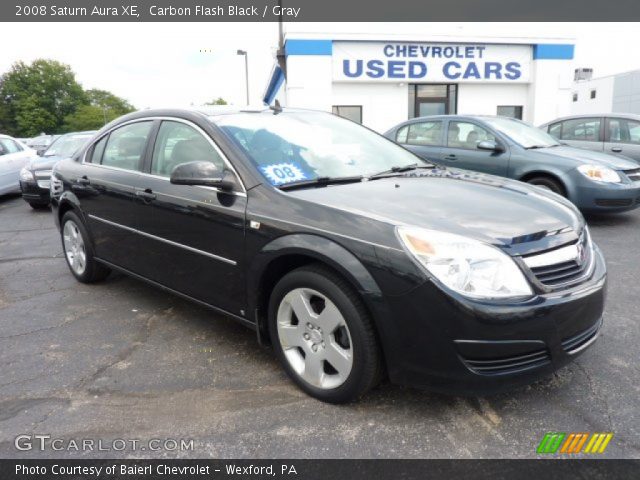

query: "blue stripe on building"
(533, 44), (575, 60)
(285, 39), (333, 56)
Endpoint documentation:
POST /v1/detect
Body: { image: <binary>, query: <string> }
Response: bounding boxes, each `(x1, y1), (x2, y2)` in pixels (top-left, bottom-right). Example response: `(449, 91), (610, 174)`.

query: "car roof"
(540, 112), (640, 126)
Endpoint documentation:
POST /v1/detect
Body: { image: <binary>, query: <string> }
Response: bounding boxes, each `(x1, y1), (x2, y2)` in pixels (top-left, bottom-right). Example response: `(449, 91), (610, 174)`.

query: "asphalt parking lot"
(0, 193), (638, 459)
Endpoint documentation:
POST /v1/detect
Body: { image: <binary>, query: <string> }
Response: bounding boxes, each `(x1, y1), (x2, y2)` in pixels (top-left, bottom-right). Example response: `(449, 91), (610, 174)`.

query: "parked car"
(20, 131), (96, 209)
(385, 115), (640, 213)
(26, 134), (59, 156)
(0, 134), (37, 196)
(51, 108), (606, 403)
(540, 113), (640, 162)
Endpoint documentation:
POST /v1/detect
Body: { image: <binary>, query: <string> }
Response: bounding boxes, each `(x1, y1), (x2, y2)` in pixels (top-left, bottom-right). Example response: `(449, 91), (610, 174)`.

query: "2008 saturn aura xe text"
(50, 107), (606, 403)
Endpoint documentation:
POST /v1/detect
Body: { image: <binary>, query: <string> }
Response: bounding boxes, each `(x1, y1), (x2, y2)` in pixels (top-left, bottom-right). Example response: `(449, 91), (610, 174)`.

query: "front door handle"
(611, 147), (623, 153)
(444, 154), (457, 160)
(135, 188), (156, 201)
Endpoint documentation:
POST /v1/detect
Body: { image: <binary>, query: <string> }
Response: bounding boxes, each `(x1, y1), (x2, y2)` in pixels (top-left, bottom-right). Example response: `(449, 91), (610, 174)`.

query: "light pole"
(237, 49), (249, 105)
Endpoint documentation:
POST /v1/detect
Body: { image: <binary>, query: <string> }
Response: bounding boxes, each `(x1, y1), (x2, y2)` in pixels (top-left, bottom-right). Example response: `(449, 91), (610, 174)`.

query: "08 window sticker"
(260, 162), (308, 185)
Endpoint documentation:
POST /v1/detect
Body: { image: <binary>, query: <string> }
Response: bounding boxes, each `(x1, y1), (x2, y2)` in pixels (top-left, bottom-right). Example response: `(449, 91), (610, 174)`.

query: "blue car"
(384, 115), (640, 213)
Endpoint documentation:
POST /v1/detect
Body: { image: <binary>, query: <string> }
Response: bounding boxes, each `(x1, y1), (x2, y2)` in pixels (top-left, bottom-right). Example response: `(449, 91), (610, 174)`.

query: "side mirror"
(170, 161), (235, 191)
(477, 140), (504, 152)
(37, 150), (45, 157)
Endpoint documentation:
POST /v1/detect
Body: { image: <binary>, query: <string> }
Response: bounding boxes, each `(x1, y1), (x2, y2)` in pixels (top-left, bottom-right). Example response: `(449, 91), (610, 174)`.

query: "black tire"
(60, 211), (110, 283)
(28, 202), (49, 210)
(526, 176), (565, 196)
(268, 263), (382, 403)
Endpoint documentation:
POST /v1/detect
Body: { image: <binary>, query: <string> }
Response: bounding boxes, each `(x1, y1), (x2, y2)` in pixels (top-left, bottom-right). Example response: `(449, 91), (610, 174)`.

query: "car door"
(134, 119), (247, 315)
(394, 120), (444, 162)
(554, 117), (604, 153)
(77, 120), (154, 271)
(440, 120), (509, 176)
(604, 117), (640, 162)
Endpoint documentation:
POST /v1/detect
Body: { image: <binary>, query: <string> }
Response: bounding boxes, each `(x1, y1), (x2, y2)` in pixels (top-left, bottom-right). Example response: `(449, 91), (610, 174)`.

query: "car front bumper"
(379, 245), (607, 395)
(569, 176), (640, 213)
(19, 179), (51, 204)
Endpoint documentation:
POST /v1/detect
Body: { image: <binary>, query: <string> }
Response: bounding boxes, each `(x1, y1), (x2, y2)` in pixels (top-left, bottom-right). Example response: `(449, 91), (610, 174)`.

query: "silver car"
(540, 113), (640, 162)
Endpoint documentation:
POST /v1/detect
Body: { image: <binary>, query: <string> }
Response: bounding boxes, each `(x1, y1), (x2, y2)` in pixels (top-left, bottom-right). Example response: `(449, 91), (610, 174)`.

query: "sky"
(0, 22), (638, 109)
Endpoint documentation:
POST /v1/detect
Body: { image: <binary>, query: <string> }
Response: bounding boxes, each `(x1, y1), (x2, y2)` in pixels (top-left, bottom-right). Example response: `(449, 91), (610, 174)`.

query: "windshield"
(483, 117), (560, 149)
(44, 134), (93, 157)
(212, 111), (425, 186)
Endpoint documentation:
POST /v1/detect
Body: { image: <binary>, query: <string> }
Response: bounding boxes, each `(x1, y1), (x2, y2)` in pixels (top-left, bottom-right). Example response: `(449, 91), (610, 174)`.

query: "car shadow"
(584, 211), (639, 228)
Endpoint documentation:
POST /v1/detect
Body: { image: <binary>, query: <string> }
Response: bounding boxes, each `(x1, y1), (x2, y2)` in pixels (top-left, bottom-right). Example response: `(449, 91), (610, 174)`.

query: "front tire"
(268, 264), (382, 403)
(526, 176), (565, 196)
(61, 211), (110, 283)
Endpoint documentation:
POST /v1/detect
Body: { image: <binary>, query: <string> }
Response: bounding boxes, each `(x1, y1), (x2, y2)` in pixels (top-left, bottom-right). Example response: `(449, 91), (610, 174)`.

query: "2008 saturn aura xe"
(51, 107), (606, 403)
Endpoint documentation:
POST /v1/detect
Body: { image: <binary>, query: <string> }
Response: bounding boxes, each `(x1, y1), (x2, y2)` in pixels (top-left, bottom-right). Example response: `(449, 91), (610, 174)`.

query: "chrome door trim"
(88, 214), (237, 266)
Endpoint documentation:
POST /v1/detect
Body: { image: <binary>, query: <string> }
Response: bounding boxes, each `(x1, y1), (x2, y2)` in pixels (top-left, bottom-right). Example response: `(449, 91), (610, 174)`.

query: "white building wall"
(456, 83), (529, 119)
(571, 77), (614, 114)
(527, 60), (574, 125)
(331, 83), (408, 133)
(284, 56), (333, 111)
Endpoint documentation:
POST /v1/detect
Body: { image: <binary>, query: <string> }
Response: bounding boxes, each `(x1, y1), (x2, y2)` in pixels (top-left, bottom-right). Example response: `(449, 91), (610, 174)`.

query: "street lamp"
(237, 49), (249, 105)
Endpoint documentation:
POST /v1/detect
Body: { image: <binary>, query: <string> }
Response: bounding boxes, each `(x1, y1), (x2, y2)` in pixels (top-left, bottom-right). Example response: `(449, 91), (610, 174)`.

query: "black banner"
(1, 459), (638, 480)
(4, 0), (640, 21)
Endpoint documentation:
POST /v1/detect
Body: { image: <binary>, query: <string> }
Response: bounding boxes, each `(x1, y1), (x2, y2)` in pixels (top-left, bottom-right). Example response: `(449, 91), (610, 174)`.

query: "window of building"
(497, 106), (523, 120)
(151, 121), (224, 176)
(447, 122), (496, 149)
(590, 90), (597, 99)
(559, 118), (601, 142)
(101, 121), (152, 171)
(572, 93), (578, 102)
(397, 121), (444, 146)
(332, 106), (362, 124)
(409, 84), (457, 118)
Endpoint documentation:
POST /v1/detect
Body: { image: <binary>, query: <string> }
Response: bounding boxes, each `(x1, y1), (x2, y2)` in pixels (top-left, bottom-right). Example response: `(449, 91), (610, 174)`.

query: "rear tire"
(526, 176), (565, 196)
(268, 264), (382, 403)
(60, 211), (110, 283)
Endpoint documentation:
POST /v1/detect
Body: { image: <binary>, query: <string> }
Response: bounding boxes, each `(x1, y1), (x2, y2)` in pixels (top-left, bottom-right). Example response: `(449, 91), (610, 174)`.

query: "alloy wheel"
(63, 220), (87, 275)
(276, 287), (353, 389)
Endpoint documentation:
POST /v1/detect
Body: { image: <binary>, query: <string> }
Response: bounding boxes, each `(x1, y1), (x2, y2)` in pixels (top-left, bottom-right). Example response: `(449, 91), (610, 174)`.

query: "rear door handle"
(444, 154), (457, 160)
(611, 147), (623, 153)
(135, 188), (156, 201)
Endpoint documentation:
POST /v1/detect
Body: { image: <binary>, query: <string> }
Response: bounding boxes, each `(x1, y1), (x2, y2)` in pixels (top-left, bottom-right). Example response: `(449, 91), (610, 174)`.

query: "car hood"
(287, 168), (583, 254)
(28, 155), (64, 171)
(532, 145), (639, 169)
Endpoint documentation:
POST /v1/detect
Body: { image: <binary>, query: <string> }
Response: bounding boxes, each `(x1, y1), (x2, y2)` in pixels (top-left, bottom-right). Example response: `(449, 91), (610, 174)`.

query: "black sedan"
(20, 131), (95, 209)
(50, 108), (605, 403)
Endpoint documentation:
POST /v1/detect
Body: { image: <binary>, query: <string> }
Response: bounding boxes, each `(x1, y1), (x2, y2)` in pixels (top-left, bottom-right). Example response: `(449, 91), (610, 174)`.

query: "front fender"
(248, 233), (401, 373)
(52, 189), (84, 230)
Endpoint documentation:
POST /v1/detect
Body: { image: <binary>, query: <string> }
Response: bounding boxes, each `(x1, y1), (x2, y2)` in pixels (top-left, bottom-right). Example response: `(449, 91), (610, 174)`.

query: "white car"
(0, 134), (37, 196)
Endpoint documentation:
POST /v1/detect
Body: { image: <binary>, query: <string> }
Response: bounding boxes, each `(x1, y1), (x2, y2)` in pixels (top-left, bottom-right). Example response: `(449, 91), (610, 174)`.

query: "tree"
(62, 89), (135, 131)
(0, 59), (86, 136)
(205, 97), (228, 105)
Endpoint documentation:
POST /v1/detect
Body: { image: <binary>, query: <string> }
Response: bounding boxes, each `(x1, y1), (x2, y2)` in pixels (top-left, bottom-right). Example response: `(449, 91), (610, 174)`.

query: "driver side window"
(151, 121), (224, 177)
(447, 122), (496, 149)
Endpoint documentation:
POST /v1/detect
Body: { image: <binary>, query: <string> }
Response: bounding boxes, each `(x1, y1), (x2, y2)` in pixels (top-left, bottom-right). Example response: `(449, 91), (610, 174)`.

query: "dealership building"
(263, 26), (576, 132)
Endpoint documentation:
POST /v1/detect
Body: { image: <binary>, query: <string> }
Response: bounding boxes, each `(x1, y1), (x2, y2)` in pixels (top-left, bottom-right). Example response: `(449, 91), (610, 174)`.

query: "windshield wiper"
(368, 163), (435, 180)
(278, 175), (363, 191)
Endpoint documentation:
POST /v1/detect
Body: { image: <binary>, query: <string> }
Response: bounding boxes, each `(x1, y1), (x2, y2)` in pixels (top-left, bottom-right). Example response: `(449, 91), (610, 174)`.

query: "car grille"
(624, 168), (640, 182)
(561, 319), (602, 354)
(522, 231), (592, 288)
(462, 348), (551, 375)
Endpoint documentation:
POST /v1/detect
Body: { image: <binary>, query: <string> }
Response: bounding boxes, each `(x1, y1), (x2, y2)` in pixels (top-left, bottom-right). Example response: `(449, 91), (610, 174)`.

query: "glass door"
(409, 84), (457, 118)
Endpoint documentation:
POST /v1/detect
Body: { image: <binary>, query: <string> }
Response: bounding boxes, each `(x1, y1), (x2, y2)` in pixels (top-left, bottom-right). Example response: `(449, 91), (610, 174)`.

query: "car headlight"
(19, 167), (34, 182)
(577, 165), (621, 183)
(397, 227), (533, 299)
